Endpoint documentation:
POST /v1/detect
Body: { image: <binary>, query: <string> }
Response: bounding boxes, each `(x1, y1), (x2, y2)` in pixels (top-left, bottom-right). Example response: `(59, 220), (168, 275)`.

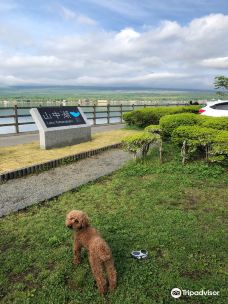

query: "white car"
(199, 100), (228, 117)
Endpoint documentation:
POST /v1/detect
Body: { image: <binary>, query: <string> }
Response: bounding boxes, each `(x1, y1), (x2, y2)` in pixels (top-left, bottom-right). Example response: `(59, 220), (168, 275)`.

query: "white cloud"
(185, 13), (228, 41)
(2, 55), (61, 68)
(0, 22), (33, 47)
(60, 5), (97, 25)
(76, 15), (97, 25)
(85, 0), (146, 19)
(201, 57), (228, 69)
(115, 28), (141, 42)
(60, 6), (76, 19)
(0, 13), (227, 88)
(152, 21), (182, 40)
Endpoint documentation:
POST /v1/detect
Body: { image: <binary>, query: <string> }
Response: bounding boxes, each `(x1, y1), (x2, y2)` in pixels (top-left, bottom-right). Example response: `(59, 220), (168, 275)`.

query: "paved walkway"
(0, 124), (124, 147)
(0, 149), (132, 217)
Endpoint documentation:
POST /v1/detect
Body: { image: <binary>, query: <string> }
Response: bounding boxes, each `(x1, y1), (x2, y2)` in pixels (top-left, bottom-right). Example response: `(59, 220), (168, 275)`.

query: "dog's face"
(65, 210), (89, 230)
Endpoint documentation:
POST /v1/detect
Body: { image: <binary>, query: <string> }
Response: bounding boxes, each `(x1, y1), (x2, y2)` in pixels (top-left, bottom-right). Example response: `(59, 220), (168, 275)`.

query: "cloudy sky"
(0, 0), (227, 89)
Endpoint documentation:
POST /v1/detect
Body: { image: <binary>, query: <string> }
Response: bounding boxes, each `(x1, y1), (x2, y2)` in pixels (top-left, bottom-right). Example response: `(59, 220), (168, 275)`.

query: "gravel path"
(0, 149), (132, 217)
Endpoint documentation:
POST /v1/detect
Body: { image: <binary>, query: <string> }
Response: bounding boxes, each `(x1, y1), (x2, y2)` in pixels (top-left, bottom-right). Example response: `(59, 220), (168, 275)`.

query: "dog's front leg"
(73, 235), (82, 265)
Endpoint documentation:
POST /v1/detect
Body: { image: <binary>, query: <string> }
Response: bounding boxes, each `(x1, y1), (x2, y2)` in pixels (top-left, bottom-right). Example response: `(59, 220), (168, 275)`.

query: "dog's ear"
(80, 212), (90, 228)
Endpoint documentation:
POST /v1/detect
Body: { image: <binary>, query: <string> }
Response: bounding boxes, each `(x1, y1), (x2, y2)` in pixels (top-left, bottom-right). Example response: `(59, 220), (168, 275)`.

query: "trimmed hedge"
(171, 125), (228, 163)
(160, 113), (201, 138)
(144, 124), (161, 135)
(122, 132), (161, 158)
(160, 113), (228, 138)
(123, 105), (201, 127)
(171, 126), (217, 146)
(200, 116), (228, 131)
(210, 131), (228, 163)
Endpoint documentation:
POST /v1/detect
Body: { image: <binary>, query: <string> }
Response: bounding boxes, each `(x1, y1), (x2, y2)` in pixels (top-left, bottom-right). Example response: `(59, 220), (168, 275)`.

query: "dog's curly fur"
(65, 210), (117, 294)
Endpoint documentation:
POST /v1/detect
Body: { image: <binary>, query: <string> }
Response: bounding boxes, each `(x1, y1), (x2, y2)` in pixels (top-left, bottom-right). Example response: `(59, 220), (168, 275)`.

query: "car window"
(211, 102), (228, 110)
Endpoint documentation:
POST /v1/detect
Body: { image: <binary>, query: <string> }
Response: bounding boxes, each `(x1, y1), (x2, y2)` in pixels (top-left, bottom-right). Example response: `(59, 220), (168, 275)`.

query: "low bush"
(160, 114), (228, 138)
(160, 113), (201, 138)
(121, 132), (161, 158)
(171, 125), (228, 164)
(144, 124), (161, 135)
(209, 131), (228, 164)
(172, 125), (217, 145)
(123, 105), (200, 127)
(200, 116), (228, 131)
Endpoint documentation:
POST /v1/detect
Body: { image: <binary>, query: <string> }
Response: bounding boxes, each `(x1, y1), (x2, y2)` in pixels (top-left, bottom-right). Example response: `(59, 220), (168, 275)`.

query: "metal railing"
(0, 103), (189, 134)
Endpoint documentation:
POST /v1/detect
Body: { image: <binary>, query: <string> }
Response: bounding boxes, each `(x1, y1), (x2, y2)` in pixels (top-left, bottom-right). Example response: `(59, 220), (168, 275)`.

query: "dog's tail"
(104, 259), (117, 291)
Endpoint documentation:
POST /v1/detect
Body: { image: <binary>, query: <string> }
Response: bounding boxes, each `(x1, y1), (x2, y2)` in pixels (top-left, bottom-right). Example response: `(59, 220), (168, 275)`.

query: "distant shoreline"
(0, 86), (220, 104)
(0, 85), (215, 93)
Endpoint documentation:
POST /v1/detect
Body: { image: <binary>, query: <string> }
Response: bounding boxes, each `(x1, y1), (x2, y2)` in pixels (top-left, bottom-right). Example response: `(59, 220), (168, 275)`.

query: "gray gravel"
(0, 149), (132, 217)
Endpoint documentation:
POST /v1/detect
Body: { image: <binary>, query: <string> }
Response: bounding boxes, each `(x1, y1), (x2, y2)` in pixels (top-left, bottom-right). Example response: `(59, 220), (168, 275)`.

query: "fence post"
(120, 104), (123, 123)
(93, 104), (96, 125)
(14, 105), (19, 133)
(107, 104), (110, 124)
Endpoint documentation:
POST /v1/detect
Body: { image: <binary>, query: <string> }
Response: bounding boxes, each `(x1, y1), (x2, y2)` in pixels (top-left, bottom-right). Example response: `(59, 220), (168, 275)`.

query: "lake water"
(0, 104), (138, 134)
(0, 100), (190, 135)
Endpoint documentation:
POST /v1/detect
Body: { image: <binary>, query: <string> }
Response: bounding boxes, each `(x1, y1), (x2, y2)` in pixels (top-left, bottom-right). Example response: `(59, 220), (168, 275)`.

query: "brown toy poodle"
(65, 210), (117, 294)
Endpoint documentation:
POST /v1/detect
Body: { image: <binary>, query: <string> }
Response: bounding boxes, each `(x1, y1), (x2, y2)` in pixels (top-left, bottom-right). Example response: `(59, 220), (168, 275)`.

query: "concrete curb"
(0, 143), (122, 183)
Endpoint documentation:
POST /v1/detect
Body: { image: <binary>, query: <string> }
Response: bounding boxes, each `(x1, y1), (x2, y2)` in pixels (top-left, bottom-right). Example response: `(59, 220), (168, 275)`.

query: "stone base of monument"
(30, 107), (91, 150)
(39, 127), (91, 149)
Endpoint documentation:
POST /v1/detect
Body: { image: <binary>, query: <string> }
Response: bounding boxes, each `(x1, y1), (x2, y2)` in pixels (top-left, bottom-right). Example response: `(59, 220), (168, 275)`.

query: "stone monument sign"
(30, 106), (91, 149)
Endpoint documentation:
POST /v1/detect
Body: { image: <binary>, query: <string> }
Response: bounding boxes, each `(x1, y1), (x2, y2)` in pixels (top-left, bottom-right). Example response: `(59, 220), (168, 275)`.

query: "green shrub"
(122, 111), (136, 125)
(123, 105), (200, 127)
(144, 124), (161, 135)
(171, 126), (228, 163)
(121, 132), (161, 158)
(160, 114), (228, 138)
(200, 116), (228, 131)
(171, 126), (217, 146)
(160, 113), (201, 138)
(180, 106), (202, 113)
(209, 131), (228, 164)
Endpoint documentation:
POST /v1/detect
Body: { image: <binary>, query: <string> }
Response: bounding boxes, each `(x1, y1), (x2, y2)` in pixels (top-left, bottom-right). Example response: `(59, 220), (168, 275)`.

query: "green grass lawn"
(0, 145), (227, 304)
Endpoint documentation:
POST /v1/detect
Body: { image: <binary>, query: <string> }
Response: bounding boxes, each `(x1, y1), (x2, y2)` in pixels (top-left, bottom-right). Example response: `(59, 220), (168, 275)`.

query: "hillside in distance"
(0, 85), (218, 103)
